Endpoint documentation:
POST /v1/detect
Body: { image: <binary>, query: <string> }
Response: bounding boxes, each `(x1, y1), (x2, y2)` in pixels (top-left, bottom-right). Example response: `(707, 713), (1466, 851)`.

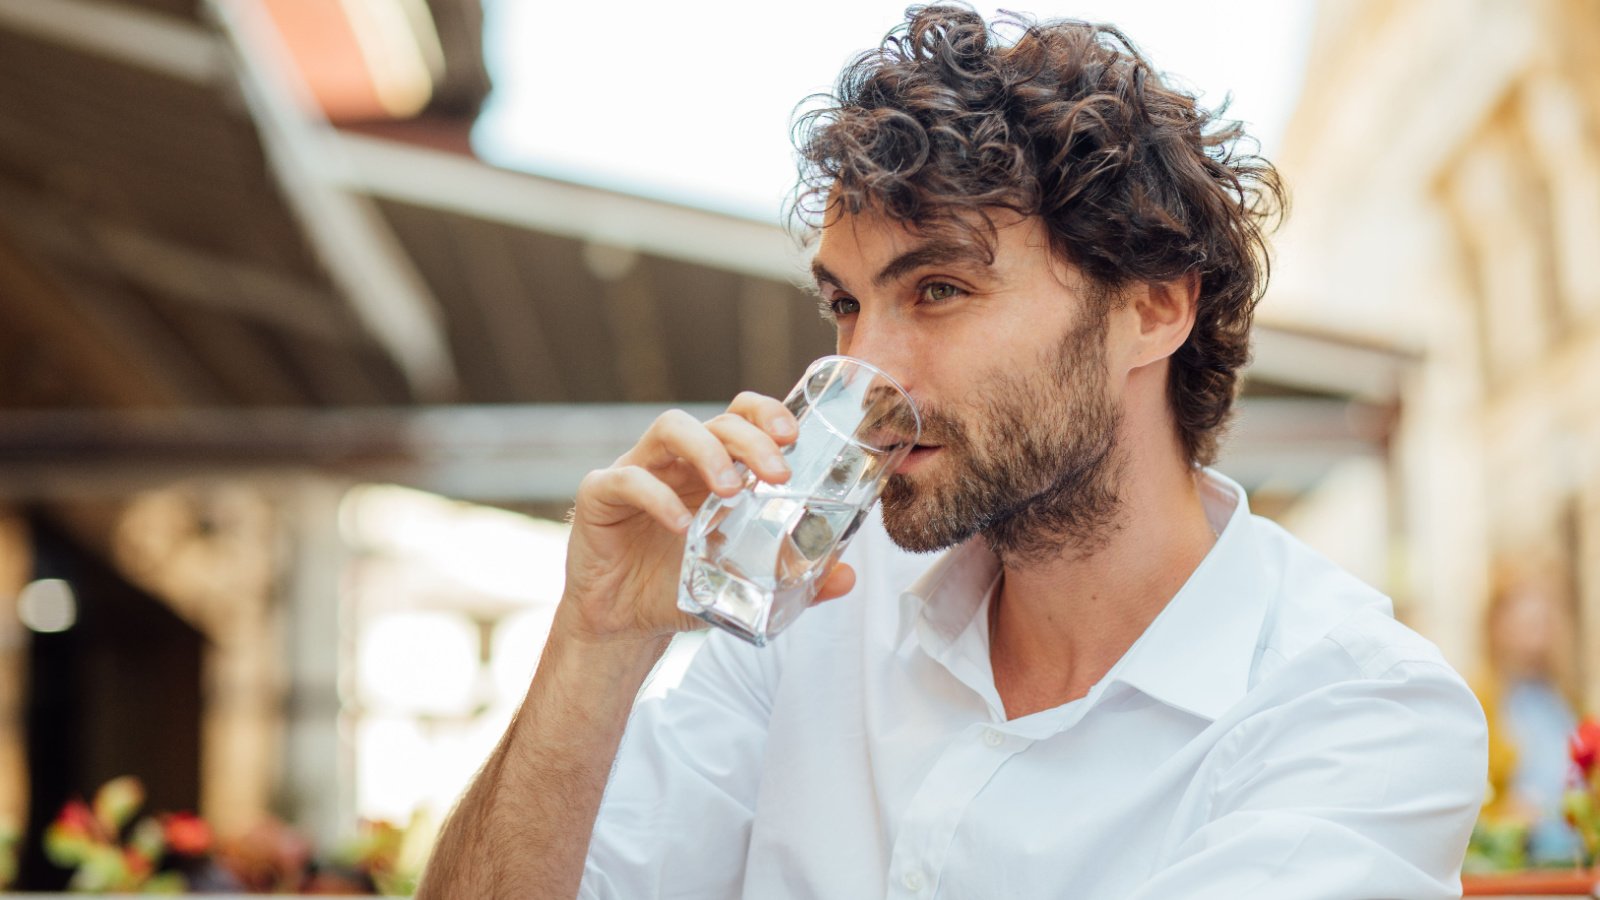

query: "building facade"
(1270, 0), (1600, 700)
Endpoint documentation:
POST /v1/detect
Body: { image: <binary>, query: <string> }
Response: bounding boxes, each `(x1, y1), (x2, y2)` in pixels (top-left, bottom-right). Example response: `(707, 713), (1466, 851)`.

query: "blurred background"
(0, 0), (1596, 892)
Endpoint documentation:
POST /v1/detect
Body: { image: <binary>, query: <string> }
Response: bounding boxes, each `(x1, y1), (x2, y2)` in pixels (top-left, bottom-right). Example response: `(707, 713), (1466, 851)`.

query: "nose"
(838, 308), (916, 396)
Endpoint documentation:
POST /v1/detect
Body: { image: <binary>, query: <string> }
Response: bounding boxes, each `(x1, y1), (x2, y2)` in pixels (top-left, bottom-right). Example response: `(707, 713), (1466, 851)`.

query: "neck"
(987, 441), (1217, 720)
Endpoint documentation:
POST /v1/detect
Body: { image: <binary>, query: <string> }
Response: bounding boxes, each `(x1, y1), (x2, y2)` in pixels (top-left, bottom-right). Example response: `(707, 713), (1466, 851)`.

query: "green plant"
(41, 775), (425, 894)
(1463, 818), (1530, 874)
(43, 776), (186, 893)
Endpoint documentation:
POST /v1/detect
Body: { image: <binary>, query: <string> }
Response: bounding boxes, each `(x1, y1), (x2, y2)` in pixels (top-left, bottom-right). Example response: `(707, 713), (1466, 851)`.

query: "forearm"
(417, 618), (672, 899)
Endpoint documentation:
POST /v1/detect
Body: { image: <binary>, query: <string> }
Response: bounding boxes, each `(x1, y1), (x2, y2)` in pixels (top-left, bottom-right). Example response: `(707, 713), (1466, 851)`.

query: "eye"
(828, 296), (860, 318)
(919, 282), (963, 304)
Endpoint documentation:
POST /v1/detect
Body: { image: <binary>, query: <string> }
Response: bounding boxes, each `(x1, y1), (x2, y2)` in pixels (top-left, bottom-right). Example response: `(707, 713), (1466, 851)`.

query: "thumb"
(812, 561), (857, 604)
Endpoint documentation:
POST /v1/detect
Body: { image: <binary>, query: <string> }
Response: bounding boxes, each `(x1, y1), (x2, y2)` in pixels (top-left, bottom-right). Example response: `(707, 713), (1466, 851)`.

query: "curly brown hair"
(791, 4), (1286, 467)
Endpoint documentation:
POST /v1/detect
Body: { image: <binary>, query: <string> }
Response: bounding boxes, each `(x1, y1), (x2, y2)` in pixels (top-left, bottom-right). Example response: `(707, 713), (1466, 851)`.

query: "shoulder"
(1216, 516), (1485, 769)
(1247, 514), (1456, 687)
(1239, 514), (1485, 765)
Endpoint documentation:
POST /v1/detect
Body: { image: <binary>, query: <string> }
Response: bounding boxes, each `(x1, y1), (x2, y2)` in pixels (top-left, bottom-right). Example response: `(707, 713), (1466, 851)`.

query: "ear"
(1128, 272), (1199, 369)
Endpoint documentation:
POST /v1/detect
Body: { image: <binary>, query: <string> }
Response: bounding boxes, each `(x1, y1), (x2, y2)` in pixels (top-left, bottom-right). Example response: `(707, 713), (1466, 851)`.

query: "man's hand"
(557, 390), (857, 644)
(418, 390), (857, 899)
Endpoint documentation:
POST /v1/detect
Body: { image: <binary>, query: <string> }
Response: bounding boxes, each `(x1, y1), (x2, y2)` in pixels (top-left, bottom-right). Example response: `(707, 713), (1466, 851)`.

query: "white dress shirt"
(580, 470), (1487, 899)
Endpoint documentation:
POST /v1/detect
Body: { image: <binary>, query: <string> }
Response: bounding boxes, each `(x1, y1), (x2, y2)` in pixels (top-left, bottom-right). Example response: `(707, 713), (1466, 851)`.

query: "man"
(419, 7), (1487, 898)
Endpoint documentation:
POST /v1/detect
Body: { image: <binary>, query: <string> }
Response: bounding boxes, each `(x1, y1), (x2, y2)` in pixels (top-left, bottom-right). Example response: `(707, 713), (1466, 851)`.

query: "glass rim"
(799, 354), (922, 453)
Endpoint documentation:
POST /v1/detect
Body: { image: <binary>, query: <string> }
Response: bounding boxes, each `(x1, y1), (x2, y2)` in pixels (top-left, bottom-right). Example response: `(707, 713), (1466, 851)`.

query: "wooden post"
(0, 509), (31, 831)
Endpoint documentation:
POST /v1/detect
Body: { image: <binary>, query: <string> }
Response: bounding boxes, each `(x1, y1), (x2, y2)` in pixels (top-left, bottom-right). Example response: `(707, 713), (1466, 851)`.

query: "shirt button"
(902, 869), (925, 891)
(983, 728), (1004, 747)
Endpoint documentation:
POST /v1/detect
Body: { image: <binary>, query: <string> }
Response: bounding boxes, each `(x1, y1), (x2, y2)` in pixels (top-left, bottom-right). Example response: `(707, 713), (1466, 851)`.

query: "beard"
(878, 311), (1124, 564)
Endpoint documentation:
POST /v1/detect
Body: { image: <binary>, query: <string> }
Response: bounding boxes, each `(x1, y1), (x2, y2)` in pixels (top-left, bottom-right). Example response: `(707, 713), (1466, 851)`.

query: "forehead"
(811, 206), (1055, 284)
(819, 204), (991, 249)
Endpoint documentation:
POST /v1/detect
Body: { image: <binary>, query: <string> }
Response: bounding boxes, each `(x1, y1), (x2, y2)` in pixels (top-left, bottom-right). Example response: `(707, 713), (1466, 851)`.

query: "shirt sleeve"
(1127, 656), (1489, 900)
(578, 630), (778, 899)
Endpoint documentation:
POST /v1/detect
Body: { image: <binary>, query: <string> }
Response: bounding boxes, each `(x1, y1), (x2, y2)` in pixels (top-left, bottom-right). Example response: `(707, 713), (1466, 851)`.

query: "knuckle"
(653, 408), (693, 431)
(577, 468), (608, 494)
(614, 464), (649, 485)
(580, 464), (645, 496)
(693, 421), (738, 453)
(706, 412), (747, 434)
(740, 391), (784, 416)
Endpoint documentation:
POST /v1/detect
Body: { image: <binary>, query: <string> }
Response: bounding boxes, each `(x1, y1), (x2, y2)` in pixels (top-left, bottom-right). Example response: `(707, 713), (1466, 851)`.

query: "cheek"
(874, 312), (1071, 434)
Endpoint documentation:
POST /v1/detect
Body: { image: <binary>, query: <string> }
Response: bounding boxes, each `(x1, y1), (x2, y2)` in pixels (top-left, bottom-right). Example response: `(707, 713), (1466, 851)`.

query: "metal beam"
(0, 397), (1388, 502)
(329, 132), (812, 285)
(0, 0), (460, 400)
(0, 405), (717, 502)
(1249, 319), (1419, 404)
(0, 0), (225, 85)
(1222, 396), (1392, 493)
(209, 0), (460, 401)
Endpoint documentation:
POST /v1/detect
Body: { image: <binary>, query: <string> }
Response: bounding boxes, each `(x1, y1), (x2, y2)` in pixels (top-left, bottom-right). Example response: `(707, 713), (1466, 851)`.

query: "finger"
(630, 409), (745, 496)
(706, 413), (791, 485)
(812, 562), (857, 604)
(726, 391), (799, 445)
(577, 465), (695, 532)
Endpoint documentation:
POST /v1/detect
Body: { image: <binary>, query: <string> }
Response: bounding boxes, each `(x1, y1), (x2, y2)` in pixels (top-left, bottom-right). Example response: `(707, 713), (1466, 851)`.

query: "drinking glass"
(677, 356), (921, 646)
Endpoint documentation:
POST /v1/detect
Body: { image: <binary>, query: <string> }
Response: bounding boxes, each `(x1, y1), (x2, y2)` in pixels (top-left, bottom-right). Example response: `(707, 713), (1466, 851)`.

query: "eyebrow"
(810, 239), (992, 292)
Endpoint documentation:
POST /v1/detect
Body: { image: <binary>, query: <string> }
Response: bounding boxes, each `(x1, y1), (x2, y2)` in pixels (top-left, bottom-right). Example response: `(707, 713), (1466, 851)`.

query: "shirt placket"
(885, 722), (1031, 899)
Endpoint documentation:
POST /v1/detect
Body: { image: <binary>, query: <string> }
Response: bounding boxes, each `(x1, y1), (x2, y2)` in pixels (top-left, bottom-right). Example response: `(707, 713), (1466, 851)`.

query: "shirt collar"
(896, 468), (1270, 723)
(1105, 468), (1269, 721)
(898, 537), (999, 652)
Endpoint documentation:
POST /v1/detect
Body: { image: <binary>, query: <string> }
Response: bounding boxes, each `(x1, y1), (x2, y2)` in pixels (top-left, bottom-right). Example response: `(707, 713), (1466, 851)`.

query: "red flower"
(1570, 717), (1600, 775)
(122, 846), (153, 880)
(53, 799), (98, 839)
(43, 799), (102, 868)
(162, 812), (212, 857)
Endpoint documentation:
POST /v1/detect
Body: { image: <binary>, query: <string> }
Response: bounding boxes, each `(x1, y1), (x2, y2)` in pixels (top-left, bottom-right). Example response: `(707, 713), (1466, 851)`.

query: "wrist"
(548, 600), (673, 677)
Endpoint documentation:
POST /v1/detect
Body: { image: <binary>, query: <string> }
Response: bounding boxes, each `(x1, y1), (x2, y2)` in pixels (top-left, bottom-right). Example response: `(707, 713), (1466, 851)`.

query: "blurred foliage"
(1566, 717), (1600, 864)
(39, 775), (425, 894)
(1464, 818), (1530, 875)
(43, 776), (188, 893)
(1467, 716), (1600, 875)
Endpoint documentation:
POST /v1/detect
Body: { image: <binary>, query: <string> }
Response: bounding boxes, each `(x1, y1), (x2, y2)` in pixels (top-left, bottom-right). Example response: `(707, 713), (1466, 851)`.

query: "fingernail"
(770, 417), (795, 436)
(675, 512), (694, 531)
(717, 470), (743, 490)
(764, 454), (789, 473)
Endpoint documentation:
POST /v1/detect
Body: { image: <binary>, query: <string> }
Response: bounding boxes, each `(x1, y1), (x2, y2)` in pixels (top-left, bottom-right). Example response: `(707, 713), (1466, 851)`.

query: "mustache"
(862, 402), (964, 450)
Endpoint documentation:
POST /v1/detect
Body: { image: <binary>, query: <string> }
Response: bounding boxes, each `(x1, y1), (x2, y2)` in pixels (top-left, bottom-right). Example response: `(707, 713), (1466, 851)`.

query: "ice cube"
(826, 454), (865, 490)
(791, 508), (837, 560)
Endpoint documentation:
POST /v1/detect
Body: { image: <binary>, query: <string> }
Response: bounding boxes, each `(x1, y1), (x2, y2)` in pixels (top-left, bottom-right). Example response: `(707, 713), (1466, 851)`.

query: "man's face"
(811, 210), (1125, 561)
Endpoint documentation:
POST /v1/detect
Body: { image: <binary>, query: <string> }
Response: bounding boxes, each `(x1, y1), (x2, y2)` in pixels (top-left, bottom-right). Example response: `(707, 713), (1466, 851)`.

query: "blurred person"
(418, 6), (1487, 898)
(1476, 561), (1583, 865)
